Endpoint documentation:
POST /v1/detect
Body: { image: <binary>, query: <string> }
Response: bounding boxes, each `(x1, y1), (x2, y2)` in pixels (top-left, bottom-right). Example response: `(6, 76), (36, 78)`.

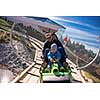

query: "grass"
(0, 28), (22, 43)
(0, 30), (10, 43)
(81, 70), (100, 83)
(0, 19), (10, 27)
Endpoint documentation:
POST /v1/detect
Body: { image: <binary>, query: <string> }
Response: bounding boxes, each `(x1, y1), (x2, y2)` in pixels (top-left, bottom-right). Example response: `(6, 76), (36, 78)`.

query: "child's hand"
(50, 58), (54, 62)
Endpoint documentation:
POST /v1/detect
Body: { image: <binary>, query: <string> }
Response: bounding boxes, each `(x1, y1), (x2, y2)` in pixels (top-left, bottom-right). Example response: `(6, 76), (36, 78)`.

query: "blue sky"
(49, 16), (100, 53)
(6, 16), (100, 53)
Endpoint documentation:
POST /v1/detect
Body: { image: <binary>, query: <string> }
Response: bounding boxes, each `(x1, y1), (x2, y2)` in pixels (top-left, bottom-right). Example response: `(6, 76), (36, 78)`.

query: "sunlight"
(1, 76), (9, 83)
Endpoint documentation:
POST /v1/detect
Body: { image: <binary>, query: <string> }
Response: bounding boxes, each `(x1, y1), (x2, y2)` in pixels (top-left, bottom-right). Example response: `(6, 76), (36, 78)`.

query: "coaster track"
(11, 37), (86, 83)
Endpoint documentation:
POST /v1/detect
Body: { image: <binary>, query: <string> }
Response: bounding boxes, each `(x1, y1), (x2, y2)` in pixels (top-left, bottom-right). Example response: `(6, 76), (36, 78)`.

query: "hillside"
(0, 25), (36, 82)
(65, 39), (100, 81)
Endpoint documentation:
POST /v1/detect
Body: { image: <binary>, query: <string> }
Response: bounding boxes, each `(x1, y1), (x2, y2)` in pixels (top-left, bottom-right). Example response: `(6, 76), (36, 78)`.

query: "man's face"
(45, 32), (52, 39)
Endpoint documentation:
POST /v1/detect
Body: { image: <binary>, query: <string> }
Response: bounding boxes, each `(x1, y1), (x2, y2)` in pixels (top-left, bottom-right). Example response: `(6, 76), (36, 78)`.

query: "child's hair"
(51, 43), (57, 50)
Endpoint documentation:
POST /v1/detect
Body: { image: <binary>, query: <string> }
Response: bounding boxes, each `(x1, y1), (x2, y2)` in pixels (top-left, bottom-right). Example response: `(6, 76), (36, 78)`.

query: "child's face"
(51, 48), (57, 54)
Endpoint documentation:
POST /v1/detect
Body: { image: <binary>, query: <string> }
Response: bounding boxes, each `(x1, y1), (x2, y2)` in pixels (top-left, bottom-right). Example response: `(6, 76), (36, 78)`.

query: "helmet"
(51, 43), (57, 50)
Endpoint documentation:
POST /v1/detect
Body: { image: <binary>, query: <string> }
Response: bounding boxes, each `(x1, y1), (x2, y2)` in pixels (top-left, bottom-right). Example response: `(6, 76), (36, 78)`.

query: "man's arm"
(42, 41), (47, 55)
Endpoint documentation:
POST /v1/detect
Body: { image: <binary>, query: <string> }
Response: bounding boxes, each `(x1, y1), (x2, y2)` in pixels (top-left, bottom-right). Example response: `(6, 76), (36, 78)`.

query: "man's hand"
(55, 59), (59, 62)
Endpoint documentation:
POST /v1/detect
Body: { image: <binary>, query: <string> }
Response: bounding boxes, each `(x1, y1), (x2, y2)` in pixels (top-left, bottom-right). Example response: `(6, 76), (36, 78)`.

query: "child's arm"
(50, 58), (55, 62)
(50, 52), (61, 62)
(48, 52), (55, 62)
(56, 51), (61, 61)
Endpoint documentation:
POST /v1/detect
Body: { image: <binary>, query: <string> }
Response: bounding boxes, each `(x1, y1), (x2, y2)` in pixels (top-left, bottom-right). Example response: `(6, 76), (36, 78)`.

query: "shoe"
(63, 62), (69, 71)
(63, 62), (68, 67)
(60, 67), (65, 72)
(41, 62), (47, 68)
(45, 68), (51, 73)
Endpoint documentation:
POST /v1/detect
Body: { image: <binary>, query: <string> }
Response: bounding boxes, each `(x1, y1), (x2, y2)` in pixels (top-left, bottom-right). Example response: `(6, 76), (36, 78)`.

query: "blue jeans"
(43, 48), (49, 63)
(58, 47), (65, 58)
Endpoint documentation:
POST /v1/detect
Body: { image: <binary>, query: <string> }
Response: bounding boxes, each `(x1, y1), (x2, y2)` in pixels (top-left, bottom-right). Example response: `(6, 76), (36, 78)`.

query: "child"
(47, 43), (63, 70)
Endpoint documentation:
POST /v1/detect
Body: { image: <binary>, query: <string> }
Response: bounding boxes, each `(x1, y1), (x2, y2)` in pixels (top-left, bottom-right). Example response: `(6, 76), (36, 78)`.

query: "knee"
(45, 48), (49, 53)
(58, 47), (64, 55)
(44, 48), (49, 55)
(58, 47), (63, 53)
(58, 47), (62, 50)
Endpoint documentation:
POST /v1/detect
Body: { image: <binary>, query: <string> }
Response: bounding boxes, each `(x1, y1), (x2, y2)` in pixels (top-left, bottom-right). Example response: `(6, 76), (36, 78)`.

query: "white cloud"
(67, 27), (98, 38)
(71, 38), (99, 47)
(49, 17), (99, 43)
(65, 27), (100, 53)
(49, 16), (100, 31)
(65, 27), (99, 45)
(68, 34), (96, 42)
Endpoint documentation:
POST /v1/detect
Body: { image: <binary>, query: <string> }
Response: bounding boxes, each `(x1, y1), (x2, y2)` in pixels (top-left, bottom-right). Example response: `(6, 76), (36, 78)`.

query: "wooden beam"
(11, 62), (35, 83)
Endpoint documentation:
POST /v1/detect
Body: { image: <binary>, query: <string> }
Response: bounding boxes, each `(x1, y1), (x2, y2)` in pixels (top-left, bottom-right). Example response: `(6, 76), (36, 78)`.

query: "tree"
(95, 56), (100, 65)
(67, 38), (72, 47)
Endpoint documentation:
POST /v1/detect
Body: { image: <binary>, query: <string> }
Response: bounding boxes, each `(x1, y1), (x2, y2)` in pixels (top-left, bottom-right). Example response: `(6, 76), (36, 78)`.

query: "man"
(42, 32), (68, 68)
